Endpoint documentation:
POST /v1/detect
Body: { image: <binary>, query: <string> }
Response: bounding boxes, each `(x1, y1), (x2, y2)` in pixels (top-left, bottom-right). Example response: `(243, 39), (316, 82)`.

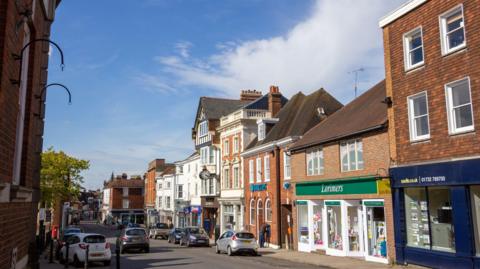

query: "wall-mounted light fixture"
(34, 83), (72, 119)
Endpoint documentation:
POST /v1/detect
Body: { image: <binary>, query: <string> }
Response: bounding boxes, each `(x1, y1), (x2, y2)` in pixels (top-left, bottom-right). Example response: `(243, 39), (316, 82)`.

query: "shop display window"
(404, 187), (455, 252)
(298, 203), (309, 244)
(366, 206), (387, 258)
(470, 186), (480, 255)
(347, 206), (360, 252)
(313, 205), (323, 246)
(327, 205), (343, 250)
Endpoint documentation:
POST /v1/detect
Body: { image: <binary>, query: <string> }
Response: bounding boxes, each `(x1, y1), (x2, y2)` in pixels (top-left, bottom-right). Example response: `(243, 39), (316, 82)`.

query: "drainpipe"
(274, 146), (282, 248)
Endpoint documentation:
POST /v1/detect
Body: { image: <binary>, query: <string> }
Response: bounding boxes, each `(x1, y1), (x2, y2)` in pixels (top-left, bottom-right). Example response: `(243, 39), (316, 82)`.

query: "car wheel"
(144, 247), (150, 253)
(120, 247), (125, 254)
(227, 246), (233, 256)
(73, 255), (82, 268)
(104, 260), (111, 266)
(168, 237), (171, 244)
(215, 245), (220, 254)
(186, 240), (190, 247)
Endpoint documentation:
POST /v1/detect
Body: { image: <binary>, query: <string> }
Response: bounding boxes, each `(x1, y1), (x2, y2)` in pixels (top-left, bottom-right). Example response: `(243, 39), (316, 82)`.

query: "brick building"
(380, 0), (480, 268)
(242, 88), (342, 249)
(0, 1), (61, 268)
(217, 86), (287, 234)
(289, 81), (394, 264)
(192, 95), (252, 238)
(102, 174), (145, 224)
(145, 159), (174, 226)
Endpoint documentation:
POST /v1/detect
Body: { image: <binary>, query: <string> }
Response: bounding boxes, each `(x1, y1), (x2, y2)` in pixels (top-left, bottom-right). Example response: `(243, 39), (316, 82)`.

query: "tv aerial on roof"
(348, 67), (365, 98)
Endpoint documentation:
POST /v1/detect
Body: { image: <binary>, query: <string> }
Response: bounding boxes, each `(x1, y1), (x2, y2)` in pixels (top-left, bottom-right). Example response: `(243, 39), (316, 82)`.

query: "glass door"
(297, 201), (310, 252)
(345, 200), (363, 257)
(363, 200), (388, 263)
(312, 202), (324, 250)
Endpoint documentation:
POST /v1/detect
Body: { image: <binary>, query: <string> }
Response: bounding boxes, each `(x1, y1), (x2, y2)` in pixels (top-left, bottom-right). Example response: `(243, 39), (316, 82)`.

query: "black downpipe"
(274, 146), (282, 248)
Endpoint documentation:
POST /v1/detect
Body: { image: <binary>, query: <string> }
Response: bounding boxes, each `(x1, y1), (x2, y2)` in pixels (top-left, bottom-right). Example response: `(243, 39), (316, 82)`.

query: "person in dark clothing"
(259, 223), (266, 248)
(265, 224), (271, 247)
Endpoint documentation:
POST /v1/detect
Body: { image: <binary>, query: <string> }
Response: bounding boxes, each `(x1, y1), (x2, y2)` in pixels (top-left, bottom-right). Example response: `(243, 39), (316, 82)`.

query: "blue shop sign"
(390, 158), (480, 188)
(250, 183), (267, 192)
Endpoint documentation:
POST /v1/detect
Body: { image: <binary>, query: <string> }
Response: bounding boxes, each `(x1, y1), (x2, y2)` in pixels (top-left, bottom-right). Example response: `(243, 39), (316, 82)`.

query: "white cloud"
(145, 0), (404, 101)
(175, 41), (193, 58)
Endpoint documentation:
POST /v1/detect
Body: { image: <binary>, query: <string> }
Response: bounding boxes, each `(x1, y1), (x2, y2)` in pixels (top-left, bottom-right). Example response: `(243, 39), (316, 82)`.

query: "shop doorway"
(362, 200), (388, 263)
(257, 199), (264, 238)
(281, 204), (293, 249)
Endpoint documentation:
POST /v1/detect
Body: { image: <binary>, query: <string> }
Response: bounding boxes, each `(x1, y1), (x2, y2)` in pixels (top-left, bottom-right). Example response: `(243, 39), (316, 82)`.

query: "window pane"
(327, 205), (343, 250)
(410, 32), (422, 49)
(319, 151), (324, 174)
(454, 105), (473, 128)
(410, 47), (423, 65)
(446, 12), (462, 32)
(415, 115), (429, 136)
(405, 188), (430, 249)
(448, 28), (465, 49)
(413, 95), (427, 116)
(313, 153), (319, 175)
(470, 186), (480, 255)
(307, 156), (313, 175)
(451, 81), (470, 107)
(298, 204), (309, 244)
(349, 142), (356, 170)
(428, 187), (455, 252)
(341, 144), (348, 171)
(356, 141), (364, 169)
(313, 205), (323, 246)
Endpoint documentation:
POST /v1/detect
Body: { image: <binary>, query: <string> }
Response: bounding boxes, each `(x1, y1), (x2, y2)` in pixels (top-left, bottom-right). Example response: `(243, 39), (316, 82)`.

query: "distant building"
(145, 159), (174, 226)
(102, 174), (145, 224)
(0, 1), (62, 268)
(155, 166), (176, 225)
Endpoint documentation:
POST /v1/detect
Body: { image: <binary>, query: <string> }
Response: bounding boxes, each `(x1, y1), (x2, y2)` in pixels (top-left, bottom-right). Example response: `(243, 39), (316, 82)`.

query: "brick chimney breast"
(268, 85), (282, 117)
(240, 89), (263, 101)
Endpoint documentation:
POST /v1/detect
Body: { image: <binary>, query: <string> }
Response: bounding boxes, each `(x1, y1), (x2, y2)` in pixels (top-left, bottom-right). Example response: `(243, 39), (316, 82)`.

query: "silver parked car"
(119, 228), (150, 253)
(215, 231), (258, 256)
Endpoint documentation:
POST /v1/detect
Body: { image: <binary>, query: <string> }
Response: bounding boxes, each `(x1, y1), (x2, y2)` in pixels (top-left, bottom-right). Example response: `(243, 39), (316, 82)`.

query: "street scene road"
(45, 223), (328, 269)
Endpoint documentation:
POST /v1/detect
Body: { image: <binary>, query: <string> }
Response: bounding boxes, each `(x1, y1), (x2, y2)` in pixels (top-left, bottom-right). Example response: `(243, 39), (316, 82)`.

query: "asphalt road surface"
(79, 223), (329, 269)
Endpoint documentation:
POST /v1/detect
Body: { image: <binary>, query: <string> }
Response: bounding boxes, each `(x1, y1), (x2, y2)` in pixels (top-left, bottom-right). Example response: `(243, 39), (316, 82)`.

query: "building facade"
(242, 88), (342, 249)
(380, 1), (480, 268)
(180, 153), (202, 227)
(145, 159), (174, 226)
(155, 166), (175, 225)
(290, 81), (395, 264)
(192, 95), (253, 238)
(102, 174), (145, 225)
(0, 0), (61, 268)
(173, 160), (190, 228)
(218, 86), (288, 234)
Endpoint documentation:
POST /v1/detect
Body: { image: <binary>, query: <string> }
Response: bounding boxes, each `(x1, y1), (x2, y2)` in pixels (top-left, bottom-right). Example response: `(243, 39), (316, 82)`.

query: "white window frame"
(403, 26), (424, 71)
(445, 77), (474, 134)
(199, 121), (208, 137)
(249, 159), (254, 183)
(224, 139), (230, 156)
(340, 139), (364, 172)
(306, 148), (324, 176)
(158, 196), (162, 208)
(12, 25), (31, 186)
(233, 136), (239, 153)
(407, 91), (431, 141)
(122, 187), (129, 197)
(223, 167), (230, 189)
(265, 199), (272, 222)
(233, 166), (240, 188)
(177, 184), (183, 199)
(166, 196), (171, 209)
(439, 4), (466, 55)
(283, 152), (291, 180)
(122, 199), (129, 209)
(264, 155), (270, 182)
(258, 122), (266, 141)
(256, 158), (262, 183)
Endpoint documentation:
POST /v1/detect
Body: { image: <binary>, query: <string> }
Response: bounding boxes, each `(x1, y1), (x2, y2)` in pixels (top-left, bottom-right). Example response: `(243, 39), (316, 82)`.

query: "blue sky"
(45, 0), (404, 190)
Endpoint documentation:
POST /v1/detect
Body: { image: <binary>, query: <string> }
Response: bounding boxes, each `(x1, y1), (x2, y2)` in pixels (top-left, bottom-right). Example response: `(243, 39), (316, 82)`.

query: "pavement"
(39, 223), (425, 269)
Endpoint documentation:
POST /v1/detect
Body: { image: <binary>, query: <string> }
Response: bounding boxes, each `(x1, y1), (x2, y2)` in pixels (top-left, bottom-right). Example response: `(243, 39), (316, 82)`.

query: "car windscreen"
(65, 228), (81, 234)
(156, 223), (168, 229)
(174, 228), (184, 233)
(188, 228), (206, 234)
(83, 235), (106, 243)
(236, 232), (255, 239)
(126, 229), (146, 236)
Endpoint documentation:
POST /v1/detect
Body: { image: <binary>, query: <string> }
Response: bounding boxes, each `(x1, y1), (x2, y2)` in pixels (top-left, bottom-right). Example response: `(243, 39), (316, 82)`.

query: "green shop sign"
(296, 176), (379, 196)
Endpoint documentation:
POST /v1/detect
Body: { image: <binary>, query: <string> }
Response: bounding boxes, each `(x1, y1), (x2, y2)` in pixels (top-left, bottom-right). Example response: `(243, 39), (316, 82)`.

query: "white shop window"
(403, 27), (424, 70)
(408, 92), (430, 141)
(440, 4), (466, 55)
(445, 77), (474, 134)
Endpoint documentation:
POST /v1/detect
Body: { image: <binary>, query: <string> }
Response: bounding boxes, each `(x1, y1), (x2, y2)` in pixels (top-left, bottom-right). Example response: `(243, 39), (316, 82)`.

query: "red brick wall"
(0, 0), (58, 268)
(383, 0), (480, 165)
(111, 187), (144, 210)
(145, 169), (156, 207)
(221, 133), (242, 188)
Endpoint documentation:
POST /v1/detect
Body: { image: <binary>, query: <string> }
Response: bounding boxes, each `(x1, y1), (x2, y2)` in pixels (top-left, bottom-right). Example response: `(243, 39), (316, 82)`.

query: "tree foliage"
(40, 147), (90, 207)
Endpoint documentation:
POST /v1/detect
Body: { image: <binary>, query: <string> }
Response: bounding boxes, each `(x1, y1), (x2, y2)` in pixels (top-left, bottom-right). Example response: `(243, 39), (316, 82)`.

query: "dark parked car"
(167, 228), (185, 244)
(180, 227), (209, 247)
(119, 228), (149, 253)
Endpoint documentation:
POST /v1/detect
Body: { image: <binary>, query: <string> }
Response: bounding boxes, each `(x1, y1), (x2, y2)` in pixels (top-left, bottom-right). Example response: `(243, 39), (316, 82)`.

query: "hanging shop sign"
(250, 183), (267, 192)
(296, 176), (385, 196)
(363, 201), (384, 207)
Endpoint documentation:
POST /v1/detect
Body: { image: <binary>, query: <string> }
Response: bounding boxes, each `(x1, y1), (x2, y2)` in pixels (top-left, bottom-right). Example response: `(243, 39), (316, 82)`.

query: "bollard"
(84, 245), (89, 269)
(49, 240), (54, 263)
(116, 241), (120, 269)
(64, 242), (69, 269)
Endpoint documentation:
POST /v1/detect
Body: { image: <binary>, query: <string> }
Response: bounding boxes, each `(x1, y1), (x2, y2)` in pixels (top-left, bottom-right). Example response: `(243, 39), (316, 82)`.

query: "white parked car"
(215, 231), (258, 256)
(60, 233), (111, 267)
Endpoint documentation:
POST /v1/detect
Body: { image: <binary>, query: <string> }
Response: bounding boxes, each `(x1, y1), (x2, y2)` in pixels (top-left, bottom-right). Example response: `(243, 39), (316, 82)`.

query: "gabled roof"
(243, 94), (288, 110)
(200, 97), (250, 120)
(246, 89), (343, 150)
(291, 80), (387, 151)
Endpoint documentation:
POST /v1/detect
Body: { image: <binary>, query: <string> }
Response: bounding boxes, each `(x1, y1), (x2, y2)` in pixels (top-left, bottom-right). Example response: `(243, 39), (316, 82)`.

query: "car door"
(225, 231), (234, 249)
(67, 236), (80, 262)
(217, 232), (227, 251)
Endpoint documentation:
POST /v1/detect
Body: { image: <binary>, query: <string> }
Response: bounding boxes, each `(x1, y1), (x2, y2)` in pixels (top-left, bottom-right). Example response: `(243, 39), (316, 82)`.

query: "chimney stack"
(268, 85), (282, 117)
(240, 89), (262, 101)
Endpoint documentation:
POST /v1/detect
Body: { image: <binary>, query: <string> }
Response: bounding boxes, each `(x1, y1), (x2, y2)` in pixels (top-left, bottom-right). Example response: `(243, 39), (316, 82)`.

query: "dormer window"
(199, 121), (208, 137)
(258, 122), (266, 141)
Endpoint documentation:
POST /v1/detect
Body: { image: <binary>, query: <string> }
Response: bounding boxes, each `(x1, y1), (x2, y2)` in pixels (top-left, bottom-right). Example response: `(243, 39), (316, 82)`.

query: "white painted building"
(155, 167), (175, 225)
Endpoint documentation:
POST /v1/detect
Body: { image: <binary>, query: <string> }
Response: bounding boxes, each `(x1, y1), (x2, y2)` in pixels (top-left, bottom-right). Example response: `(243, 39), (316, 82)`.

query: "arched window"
(265, 199), (272, 222)
(250, 199), (256, 225)
(257, 199), (264, 225)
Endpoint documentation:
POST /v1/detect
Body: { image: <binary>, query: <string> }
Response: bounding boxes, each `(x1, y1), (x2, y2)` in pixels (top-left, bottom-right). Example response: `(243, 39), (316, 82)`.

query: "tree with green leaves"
(40, 147), (90, 207)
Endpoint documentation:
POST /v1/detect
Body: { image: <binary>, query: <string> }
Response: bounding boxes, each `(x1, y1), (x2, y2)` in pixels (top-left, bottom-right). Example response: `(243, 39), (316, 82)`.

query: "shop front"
(184, 206), (202, 227)
(390, 158), (480, 269)
(295, 176), (392, 264)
